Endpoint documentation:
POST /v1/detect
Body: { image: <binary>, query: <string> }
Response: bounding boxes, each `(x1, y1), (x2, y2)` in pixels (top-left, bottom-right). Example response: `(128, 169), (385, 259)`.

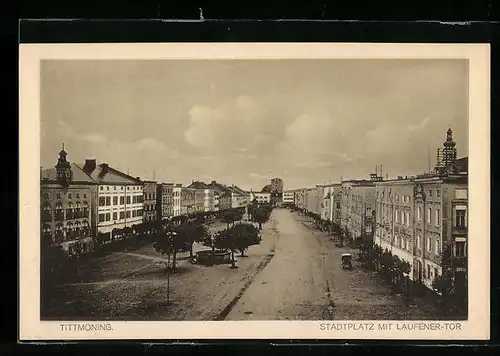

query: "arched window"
(55, 202), (64, 220)
(66, 222), (74, 240)
(55, 223), (64, 242)
(75, 202), (81, 218)
(42, 203), (52, 222)
(66, 202), (74, 219)
(82, 201), (89, 218)
(42, 224), (52, 245)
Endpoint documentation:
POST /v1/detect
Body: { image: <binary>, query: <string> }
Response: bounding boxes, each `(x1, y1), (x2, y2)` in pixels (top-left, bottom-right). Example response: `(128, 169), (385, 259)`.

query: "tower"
(55, 143), (72, 185)
(435, 128), (458, 175)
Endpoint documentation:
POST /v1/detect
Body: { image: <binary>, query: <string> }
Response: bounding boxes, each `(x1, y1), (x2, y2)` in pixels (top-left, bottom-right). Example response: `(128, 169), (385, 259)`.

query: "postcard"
(19, 42), (490, 340)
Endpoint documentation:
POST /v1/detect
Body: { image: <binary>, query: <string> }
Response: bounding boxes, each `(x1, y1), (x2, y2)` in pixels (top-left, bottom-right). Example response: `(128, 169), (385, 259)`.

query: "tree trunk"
(172, 251), (177, 273)
(230, 250), (236, 268)
(240, 249), (246, 257)
(259, 222), (262, 230)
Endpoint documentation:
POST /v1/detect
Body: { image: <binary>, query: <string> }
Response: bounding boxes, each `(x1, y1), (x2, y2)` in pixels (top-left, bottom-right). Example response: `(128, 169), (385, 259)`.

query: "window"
(455, 188), (467, 199)
(114, 186), (116, 190)
(405, 237), (410, 251)
(99, 197), (106, 206)
(401, 211), (405, 225)
(119, 211), (125, 219)
(68, 193), (72, 199)
(436, 189), (440, 198)
(121, 186), (124, 191)
(106, 186), (109, 191)
(127, 196), (131, 204)
(427, 236), (432, 252)
(427, 208), (431, 223)
(126, 211), (131, 218)
(456, 209), (466, 228)
(428, 189), (432, 199)
(455, 241), (466, 257)
(105, 197), (111, 206)
(132, 210), (136, 217)
(417, 207), (421, 221)
(435, 208), (440, 226)
(98, 213), (105, 223)
(435, 238), (440, 255)
(113, 212), (117, 220)
(105, 213), (110, 221)
(427, 265), (431, 279)
(434, 268), (439, 279)
(100, 186), (103, 191)
(113, 197), (118, 205)
(43, 193), (49, 200)
(84, 193), (87, 198)
(416, 234), (421, 249)
(76, 193), (80, 199)
(120, 196), (124, 205)
(396, 194), (399, 201)
(406, 212), (410, 226)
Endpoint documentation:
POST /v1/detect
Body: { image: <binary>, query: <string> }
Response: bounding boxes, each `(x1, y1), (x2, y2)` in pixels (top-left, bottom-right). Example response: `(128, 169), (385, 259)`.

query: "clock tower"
(55, 143), (72, 185)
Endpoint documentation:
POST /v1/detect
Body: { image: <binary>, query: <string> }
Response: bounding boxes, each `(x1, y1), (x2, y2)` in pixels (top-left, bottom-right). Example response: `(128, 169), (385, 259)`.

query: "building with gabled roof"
(188, 181), (215, 212)
(80, 159), (144, 242)
(41, 147), (97, 257)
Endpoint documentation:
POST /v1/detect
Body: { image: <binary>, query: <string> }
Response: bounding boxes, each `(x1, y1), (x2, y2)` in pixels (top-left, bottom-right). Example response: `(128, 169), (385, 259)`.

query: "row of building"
(293, 128), (468, 291)
(40, 147), (252, 256)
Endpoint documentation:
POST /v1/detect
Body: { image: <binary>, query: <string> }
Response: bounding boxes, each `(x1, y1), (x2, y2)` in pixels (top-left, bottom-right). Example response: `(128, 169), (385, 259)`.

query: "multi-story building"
(321, 183), (342, 224)
(249, 191), (271, 204)
(413, 174), (468, 289)
(172, 184), (182, 217)
(82, 159), (143, 242)
(294, 189), (306, 210)
(181, 187), (196, 215)
(157, 183), (174, 221)
(188, 181), (215, 213)
(227, 185), (250, 209)
(143, 181), (157, 223)
(341, 178), (376, 243)
(375, 178), (415, 279)
(41, 147), (96, 256)
(208, 181), (235, 212)
(270, 177), (284, 206)
(282, 190), (295, 205)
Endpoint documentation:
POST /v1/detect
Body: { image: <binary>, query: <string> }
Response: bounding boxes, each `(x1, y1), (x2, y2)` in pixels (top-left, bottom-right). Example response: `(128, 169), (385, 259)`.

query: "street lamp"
(166, 230), (177, 305)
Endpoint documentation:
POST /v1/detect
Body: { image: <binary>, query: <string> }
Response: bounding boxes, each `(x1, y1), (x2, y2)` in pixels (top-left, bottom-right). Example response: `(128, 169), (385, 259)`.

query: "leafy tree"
(213, 228), (238, 268)
(153, 224), (191, 273)
(231, 223), (262, 257)
(222, 209), (240, 228)
(253, 207), (270, 230)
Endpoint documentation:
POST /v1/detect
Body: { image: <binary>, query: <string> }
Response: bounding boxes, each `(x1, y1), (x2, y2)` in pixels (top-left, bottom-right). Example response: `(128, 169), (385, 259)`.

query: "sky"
(40, 59), (468, 191)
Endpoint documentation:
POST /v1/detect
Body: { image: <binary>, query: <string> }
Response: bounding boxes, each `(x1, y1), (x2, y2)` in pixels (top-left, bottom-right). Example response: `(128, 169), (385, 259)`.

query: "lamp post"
(166, 230), (177, 305)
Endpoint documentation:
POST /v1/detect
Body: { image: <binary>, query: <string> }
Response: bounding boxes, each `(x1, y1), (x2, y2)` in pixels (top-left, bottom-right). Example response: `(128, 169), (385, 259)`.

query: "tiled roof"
(230, 185), (249, 196)
(188, 181), (210, 189)
(41, 163), (96, 184)
(84, 163), (142, 185)
(208, 181), (231, 194)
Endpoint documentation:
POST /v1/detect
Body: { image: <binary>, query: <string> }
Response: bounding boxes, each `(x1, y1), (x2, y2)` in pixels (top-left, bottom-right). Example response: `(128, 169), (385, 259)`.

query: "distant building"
(157, 183), (174, 221)
(41, 147), (96, 257)
(227, 185), (250, 208)
(81, 159), (143, 242)
(143, 181), (157, 223)
(181, 187), (196, 215)
(208, 181), (235, 211)
(282, 190), (295, 205)
(249, 191), (271, 204)
(172, 184), (182, 217)
(188, 181), (215, 212)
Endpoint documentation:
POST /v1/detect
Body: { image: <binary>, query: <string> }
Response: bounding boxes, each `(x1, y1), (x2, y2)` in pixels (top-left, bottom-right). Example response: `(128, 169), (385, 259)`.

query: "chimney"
(136, 177), (141, 181)
(83, 159), (96, 173)
(100, 163), (109, 172)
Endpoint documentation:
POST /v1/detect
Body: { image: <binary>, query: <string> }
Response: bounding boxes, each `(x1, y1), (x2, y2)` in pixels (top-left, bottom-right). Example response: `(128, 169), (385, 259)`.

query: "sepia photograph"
(19, 43), (490, 340)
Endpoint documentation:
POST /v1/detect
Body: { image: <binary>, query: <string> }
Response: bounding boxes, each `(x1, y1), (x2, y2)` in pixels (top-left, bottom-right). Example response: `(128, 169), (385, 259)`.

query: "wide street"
(43, 209), (438, 321)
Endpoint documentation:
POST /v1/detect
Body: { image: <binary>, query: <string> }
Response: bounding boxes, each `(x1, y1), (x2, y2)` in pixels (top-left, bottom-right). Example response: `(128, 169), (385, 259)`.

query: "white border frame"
(19, 43), (490, 340)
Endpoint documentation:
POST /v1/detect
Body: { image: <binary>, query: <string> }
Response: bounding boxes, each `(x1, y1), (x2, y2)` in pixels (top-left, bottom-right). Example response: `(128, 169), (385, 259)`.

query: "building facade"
(181, 187), (196, 215)
(341, 179), (376, 243)
(41, 148), (96, 256)
(188, 181), (215, 213)
(250, 191), (271, 204)
(157, 183), (174, 221)
(282, 190), (295, 205)
(143, 181), (157, 223)
(172, 185), (182, 217)
(82, 159), (144, 241)
(375, 178), (415, 280)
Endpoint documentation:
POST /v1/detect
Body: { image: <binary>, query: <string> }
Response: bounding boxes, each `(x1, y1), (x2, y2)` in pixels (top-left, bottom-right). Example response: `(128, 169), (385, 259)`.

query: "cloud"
(408, 117), (430, 132)
(183, 95), (276, 155)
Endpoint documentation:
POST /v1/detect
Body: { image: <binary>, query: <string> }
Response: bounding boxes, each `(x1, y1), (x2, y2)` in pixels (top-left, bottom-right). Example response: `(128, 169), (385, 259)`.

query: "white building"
(172, 184), (182, 217)
(250, 191), (271, 204)
(82, 160), (143, 241)
(282, 190), (295, 205)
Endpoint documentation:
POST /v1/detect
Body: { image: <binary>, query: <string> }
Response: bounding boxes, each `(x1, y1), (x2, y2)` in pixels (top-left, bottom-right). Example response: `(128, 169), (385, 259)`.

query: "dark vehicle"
(341, 253), (352, 269)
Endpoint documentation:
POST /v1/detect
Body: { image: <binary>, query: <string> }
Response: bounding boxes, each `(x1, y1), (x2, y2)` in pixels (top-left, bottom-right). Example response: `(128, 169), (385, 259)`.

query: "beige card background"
(19, 43), (490, 341)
